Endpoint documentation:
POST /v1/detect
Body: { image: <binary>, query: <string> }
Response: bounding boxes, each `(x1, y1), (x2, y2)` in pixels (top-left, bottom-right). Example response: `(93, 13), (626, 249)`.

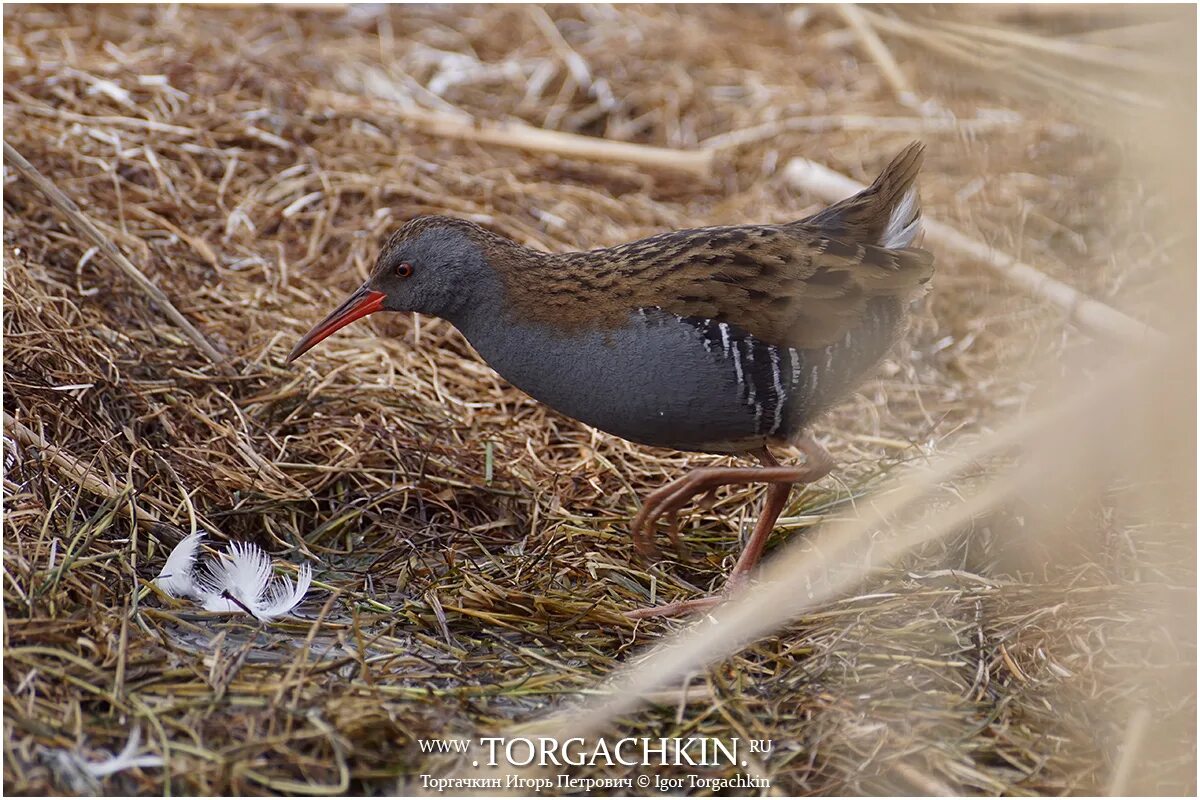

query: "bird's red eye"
(396, 262), (413, 278)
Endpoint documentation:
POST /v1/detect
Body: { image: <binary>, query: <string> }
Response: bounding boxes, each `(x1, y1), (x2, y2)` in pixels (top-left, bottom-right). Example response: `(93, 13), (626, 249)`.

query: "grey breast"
(454, 299), (904, 454)
(454, 307), (772, 453)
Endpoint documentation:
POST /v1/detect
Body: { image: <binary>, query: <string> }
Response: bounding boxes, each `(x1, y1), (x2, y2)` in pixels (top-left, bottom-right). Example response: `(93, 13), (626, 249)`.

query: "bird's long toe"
(624, 594), (724, 620)
(629, 475), (706, 558)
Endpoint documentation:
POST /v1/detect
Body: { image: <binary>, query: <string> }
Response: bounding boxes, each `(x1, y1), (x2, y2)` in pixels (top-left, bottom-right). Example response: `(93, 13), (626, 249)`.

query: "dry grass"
(3, 4), (1194, 796)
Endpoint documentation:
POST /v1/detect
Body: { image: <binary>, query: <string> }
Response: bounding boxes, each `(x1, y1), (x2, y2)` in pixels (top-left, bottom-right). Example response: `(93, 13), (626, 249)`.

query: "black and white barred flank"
(640, 297), (905, 440)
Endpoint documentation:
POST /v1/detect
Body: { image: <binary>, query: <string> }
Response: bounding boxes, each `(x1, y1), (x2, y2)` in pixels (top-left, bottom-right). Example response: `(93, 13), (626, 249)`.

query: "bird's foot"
(630, 465), (783, 558)
(630, 456), (830, 558)
(625, 595), (723, 619)
(626, 438), (834, 618)
(624, 572), (752, 620)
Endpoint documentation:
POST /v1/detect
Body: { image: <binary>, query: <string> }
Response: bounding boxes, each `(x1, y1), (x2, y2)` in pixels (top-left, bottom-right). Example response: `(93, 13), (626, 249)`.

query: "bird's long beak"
(286, 285), (386, 363)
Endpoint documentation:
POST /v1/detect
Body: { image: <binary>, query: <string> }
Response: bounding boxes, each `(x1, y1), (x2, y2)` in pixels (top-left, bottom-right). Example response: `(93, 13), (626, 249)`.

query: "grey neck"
(439, 264), (509, 335)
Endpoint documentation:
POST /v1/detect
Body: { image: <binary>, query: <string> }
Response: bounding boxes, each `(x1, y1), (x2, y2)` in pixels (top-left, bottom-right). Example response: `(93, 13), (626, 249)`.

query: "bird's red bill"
(287, 286), (385, 363)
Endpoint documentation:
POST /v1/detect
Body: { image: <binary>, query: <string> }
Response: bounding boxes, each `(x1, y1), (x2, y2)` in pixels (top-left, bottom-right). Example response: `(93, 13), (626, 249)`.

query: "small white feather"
(196, 540), (312, 620)
(82, 727), (164, 778)
(153, 532), (204, 598)
(258, 562), (314, 619)
(197, 541), (271, 616)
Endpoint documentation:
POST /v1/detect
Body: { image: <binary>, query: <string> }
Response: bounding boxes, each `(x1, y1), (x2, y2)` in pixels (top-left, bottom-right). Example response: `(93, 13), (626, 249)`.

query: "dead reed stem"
(311, 90), (716, 177)
(834, 4), (919, 107)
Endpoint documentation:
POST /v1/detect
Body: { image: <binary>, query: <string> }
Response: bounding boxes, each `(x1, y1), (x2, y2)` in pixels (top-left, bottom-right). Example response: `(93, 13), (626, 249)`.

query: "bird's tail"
(800, 141), (925, 250)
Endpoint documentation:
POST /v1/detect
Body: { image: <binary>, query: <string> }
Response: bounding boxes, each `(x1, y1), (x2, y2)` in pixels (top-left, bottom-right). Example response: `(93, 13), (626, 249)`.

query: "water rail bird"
(288, 142), (934, 617)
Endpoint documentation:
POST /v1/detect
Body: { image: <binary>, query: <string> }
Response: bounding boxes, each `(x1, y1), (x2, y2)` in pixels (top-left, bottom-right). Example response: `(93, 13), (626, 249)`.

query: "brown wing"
(604, 224), (933, 349)
(645, 141), (933, 347)
(498, 142), (932, 348)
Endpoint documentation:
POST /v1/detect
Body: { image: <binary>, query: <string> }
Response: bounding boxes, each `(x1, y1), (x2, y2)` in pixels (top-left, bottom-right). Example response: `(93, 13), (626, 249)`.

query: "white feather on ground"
(49, 727), (164, 792)
(196, 540), (313, 620)
(80, 728), (164, 778)
(152, 531), (204, 598)
(153, 535), (311, 620)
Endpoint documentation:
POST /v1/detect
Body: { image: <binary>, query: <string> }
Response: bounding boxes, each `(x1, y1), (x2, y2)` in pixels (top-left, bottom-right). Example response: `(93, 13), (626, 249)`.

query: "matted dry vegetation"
(3, 4), (1195, 796)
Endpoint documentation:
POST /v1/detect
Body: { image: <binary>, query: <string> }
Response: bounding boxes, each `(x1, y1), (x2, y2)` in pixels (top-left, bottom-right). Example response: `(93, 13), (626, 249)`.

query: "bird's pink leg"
(626, 437), (833, 620)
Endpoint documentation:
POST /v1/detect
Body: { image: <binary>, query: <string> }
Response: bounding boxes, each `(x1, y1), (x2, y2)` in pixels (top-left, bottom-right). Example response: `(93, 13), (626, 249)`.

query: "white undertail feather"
(879, 185), (921, 250)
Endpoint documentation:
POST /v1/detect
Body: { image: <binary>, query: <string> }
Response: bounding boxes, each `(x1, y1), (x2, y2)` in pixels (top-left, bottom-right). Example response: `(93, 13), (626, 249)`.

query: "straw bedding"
(3, 4), (1194, 795)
